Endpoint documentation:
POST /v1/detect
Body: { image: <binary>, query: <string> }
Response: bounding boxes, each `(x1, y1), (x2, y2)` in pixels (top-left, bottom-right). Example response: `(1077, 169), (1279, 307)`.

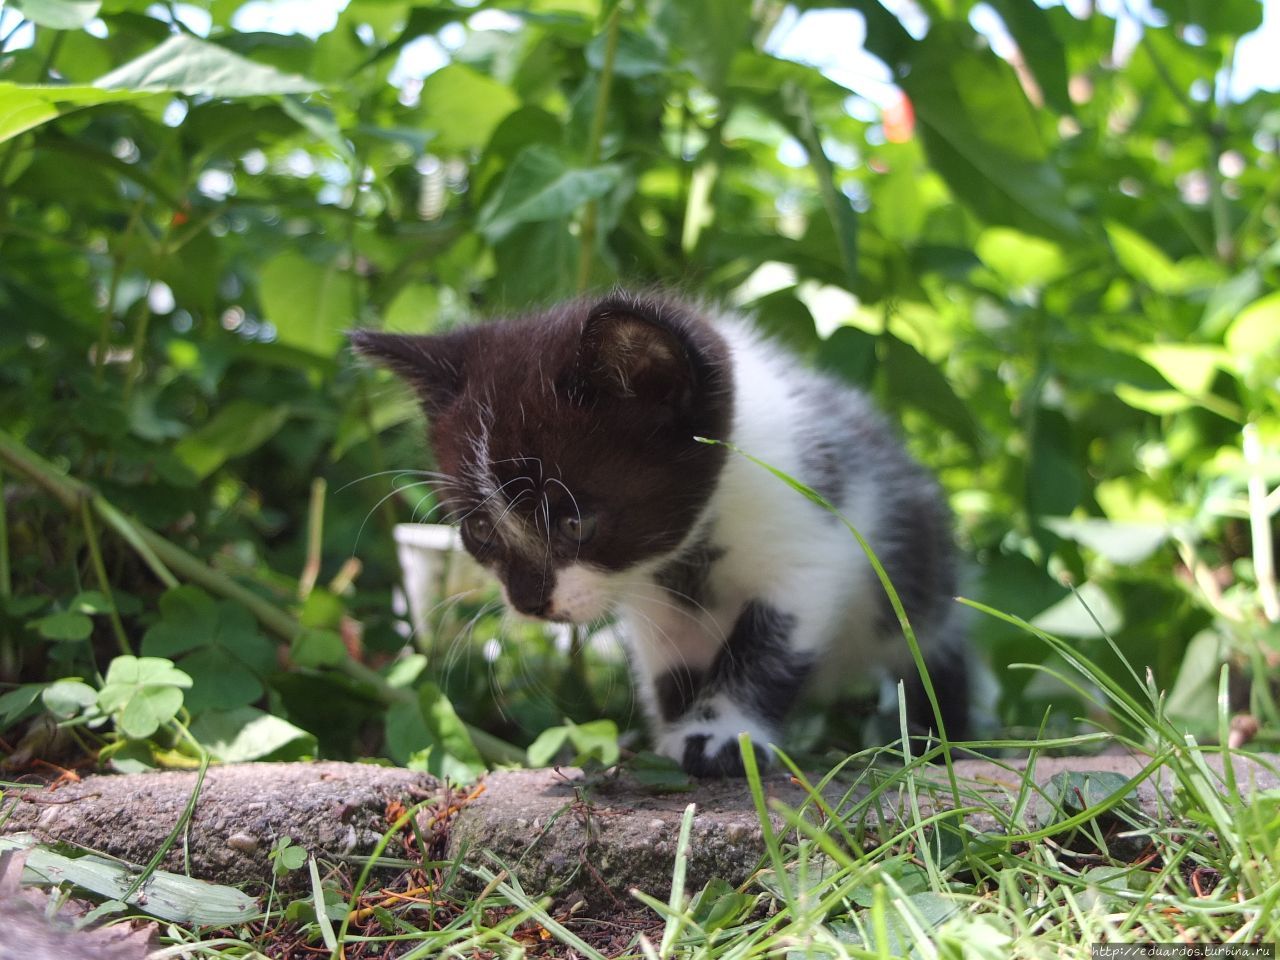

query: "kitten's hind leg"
(654, 600), (814, 777)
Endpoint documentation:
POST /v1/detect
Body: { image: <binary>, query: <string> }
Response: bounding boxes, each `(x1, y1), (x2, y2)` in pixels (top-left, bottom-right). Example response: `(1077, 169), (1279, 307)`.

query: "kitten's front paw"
(655, 697), (775, 778)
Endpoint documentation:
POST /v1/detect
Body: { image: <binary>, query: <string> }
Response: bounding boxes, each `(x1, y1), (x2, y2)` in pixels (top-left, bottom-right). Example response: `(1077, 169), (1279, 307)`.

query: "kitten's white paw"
(655, 695), (775, 777)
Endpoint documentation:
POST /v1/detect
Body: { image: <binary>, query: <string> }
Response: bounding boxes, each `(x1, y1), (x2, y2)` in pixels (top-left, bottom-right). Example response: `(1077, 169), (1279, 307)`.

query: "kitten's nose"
(516, 598), (550, 618)
(504, 568), (553, 619)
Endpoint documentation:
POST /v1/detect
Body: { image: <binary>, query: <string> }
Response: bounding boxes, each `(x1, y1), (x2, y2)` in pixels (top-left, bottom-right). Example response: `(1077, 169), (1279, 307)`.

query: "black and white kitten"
(352, 291), (971, 776)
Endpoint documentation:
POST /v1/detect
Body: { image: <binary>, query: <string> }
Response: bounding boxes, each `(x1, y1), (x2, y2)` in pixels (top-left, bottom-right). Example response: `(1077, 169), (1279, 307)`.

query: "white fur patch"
(548, 563), (611, 623)
(654, 694), (776, 768)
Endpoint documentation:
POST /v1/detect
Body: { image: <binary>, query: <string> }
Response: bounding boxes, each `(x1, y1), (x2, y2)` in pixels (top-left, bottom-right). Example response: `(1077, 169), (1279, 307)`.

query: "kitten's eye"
(465, 515), (494, 542)
(556, 513), (597, 543)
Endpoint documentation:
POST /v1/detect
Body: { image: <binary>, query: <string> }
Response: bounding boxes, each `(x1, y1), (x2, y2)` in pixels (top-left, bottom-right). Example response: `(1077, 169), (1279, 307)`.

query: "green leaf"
(983, 0), (1072, 114)
(653, 0), (752, 92)
(32, 610), (94, 641)
(1106, 222), (1189, 295)
(478, 145), (624, 243)
(95, 34), (319, 96)
(257, 251), (357, 356)
(902, 24), (1080, 238)
(1165, 629), (1223, 728)
(0, 684), (48, 727)
(178, 647), (264, 713)
(173, 399), (289, 479)
(818, 326), (877, 388)
(11, 0), (101, 30)
(1040, 517), (1170, 565)
(290, 628), (347, 669)
(1029, 582), (1122, 639)
(97, 656), (192, 740)
(1, 833), (257, 925)
(1038, 770), (1141, 828)
(882, 334), (981, 448)
(1225, 291), (1280, 383)
(976, 228), (1069, 288)
(41, 679), (99, 719)
(0, 82), (153, 145)
(418, 63), (518, 154)
(190, 707), (316, 762)
(418, 682), (485, 779)
(69, 590), (112, 614)
(526, 724), (570, 767)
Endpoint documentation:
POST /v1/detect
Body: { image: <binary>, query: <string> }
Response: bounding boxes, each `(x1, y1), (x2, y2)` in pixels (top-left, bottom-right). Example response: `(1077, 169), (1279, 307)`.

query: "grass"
(9, 443), (1279, 957)
(88, 580), (1276, 958)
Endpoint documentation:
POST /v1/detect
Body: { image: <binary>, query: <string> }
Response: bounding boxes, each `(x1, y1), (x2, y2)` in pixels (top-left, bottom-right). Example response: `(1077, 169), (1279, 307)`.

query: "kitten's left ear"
(577, 299), (693, 409)
(348, 329), (468, 414)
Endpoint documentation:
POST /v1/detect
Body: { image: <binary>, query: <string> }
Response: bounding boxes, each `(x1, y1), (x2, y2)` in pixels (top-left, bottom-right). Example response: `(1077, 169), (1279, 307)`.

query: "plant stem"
(574, 1), (623, 293)
(298, 477), (326, 601)
(0, 428), (524, 766)
(0, 465), (9, 600)
(1244, 424), (1278, 623)
(79, 497), (132, 656)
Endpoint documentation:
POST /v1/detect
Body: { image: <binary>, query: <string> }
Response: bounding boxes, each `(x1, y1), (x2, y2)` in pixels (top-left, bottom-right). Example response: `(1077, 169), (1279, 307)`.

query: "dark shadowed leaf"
(902, 24), (1080, 237)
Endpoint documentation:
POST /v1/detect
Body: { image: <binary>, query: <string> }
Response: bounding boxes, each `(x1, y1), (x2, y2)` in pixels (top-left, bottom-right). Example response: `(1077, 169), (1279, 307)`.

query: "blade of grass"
(660, 802), (696, 958)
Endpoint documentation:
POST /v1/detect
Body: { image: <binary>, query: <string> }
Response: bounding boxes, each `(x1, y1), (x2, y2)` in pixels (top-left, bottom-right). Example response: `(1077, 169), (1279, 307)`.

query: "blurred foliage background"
(0, 0), (1277, 774)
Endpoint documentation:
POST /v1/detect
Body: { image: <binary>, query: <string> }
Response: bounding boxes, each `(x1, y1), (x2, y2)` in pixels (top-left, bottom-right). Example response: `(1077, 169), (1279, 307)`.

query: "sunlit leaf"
(95, 34), (319, 96)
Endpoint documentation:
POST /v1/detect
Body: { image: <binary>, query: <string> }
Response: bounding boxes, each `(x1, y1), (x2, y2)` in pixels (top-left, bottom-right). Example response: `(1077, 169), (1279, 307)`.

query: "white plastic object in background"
(393, 523), (494, 643)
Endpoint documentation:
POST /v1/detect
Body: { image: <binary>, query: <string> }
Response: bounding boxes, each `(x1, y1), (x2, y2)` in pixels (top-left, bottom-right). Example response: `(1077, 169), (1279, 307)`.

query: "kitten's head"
(351, 292), (733, 622)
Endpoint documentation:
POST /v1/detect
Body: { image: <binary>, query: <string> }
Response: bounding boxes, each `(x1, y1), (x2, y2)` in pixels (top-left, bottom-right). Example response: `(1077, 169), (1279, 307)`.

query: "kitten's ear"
(578, 300), (692, 408)
(348, 329), (467, 414)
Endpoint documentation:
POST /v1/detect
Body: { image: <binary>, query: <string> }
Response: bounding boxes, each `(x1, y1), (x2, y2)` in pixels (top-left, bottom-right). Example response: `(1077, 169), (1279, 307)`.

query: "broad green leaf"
(834, 891), (966, 953)
(190, 707), (316, 762)
(902, 24), (1080, 238)
(1225, 291), (1280, 371)
(1041, 517), (1170, 565)
(1165, 629), (1223, 728)
(2, 833), (257, 924)
(42, 679), (99, 719)
(178, 647), (264, 714)
(95, 34), (319, 96)
(1038, 770), (1141, 827)
(32, 610), (94, 641)
(526, 724), (570, 767)
(0, 82), (153, 145)
(653, 0), (752, 92)
(418, 64), (518, 154)
(984, 0), (1072, 114)
(1138, 344), (1228, 396)
(976, 228), (1069, 288)
(173, 399), (289, 479)
(290, 628), (347, 668)
(1106, 222), (1189, 295)
(97, 656), (192, 740)
(882, 335), (981, 448)
(257, 252), (357, 356)
(1152, 0), (1262, 35)
(478, 145), (624, 243)
(0, 684), (47, 726)
(11, 0), (101, 29)
(1029, 582), (1122, 639)
(418, 682), (485, 778)
(818, 326), (877, 388)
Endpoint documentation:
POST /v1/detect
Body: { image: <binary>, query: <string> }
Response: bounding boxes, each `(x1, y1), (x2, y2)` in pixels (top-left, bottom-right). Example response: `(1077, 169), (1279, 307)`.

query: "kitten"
(352, 291), (971, 776)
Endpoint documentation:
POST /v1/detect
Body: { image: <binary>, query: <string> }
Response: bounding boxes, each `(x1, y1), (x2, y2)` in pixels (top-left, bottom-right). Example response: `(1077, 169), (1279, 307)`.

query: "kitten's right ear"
(348, 329), (467, 414)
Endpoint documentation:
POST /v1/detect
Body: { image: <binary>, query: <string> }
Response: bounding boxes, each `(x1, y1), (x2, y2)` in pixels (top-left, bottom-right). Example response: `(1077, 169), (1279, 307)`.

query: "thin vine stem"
(79, 496), (133, 656)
